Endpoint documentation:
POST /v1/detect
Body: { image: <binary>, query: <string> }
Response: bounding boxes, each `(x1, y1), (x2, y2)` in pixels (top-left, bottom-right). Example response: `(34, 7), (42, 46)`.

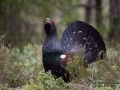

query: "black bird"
(42, 18), (106, 82)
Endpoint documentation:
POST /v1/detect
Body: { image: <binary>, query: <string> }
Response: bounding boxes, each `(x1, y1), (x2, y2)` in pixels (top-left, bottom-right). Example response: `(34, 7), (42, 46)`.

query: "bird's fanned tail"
(60, 21), (106, 64)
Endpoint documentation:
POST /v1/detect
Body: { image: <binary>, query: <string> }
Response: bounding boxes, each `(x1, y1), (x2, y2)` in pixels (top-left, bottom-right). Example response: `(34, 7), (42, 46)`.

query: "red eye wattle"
(52, 21), (55, 25)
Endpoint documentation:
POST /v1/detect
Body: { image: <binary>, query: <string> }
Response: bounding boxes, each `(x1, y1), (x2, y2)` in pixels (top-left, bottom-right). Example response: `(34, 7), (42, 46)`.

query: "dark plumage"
(42, 18), (106, 82)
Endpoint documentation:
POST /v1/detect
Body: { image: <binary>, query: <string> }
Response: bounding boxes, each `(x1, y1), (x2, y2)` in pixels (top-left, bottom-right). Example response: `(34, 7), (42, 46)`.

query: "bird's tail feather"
(60, 21), (106, 64)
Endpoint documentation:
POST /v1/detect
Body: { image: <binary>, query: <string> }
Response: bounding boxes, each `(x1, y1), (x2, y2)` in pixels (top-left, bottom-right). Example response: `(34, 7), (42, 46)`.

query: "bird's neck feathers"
(44, 31), (59, 45)
(46, 31), (58, 39)
(44, 22), (58, 38)
(43, 29), (63, 53)
(44, 26), (59, 43)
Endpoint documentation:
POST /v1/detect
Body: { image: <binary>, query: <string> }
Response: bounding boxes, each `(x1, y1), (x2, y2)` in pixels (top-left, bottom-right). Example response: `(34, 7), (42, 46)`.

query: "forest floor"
(0, 44), (120, 90)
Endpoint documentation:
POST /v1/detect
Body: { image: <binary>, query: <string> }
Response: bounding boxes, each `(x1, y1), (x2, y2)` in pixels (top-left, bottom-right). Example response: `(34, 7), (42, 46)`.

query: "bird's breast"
(42, 51), (62, 71)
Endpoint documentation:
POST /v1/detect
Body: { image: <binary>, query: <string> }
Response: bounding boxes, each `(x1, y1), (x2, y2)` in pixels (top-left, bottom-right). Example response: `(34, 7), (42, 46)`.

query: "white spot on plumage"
(61, 65), (63, 67)
(84, 45), (86, 48)
(67, 45), (69, 46)
(70, 38), (72, 40)
(73, 32), (75, 34)
(78, 31), (82, 33)
(60, 55), (66, 59)
(95, 44), (97, 47)
(83, 37), (87, 40)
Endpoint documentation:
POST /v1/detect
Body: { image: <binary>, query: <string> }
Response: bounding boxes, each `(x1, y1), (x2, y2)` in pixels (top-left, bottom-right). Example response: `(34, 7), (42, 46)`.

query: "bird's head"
(44, 18), (57, 36)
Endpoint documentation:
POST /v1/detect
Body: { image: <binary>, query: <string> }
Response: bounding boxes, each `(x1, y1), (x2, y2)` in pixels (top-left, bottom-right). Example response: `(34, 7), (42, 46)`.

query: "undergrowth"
(0, 43), (120, 90)
(67, 46), (120, 89)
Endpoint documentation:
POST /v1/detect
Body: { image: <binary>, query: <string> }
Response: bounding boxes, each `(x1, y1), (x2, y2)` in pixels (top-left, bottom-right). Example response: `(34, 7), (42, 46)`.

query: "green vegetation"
(0, 44), (71, 90)
(0, 43), (120, 90)
(0, 0), (80, 48)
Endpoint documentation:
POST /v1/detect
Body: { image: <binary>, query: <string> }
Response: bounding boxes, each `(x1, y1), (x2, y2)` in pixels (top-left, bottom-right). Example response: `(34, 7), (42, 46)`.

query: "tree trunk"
(109, 0), (120, 43)
(95, 0), (102, 28)
(85, 0), (92, 23)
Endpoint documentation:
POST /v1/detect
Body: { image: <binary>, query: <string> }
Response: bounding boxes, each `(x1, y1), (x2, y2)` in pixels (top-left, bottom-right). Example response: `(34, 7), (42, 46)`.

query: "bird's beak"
(46, 18), (51, 23)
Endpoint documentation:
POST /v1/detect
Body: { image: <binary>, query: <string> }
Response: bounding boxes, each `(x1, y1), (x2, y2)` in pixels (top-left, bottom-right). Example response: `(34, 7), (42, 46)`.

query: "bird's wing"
(60, 21), (106, 63)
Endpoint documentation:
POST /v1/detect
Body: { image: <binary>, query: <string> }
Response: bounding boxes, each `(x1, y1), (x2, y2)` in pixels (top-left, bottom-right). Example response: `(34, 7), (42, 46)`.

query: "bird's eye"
(51, 21), (55, 25)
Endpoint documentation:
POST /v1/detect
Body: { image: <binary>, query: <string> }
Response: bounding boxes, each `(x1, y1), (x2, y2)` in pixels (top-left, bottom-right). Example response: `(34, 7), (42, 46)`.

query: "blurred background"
(0, 0), (120, 48)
